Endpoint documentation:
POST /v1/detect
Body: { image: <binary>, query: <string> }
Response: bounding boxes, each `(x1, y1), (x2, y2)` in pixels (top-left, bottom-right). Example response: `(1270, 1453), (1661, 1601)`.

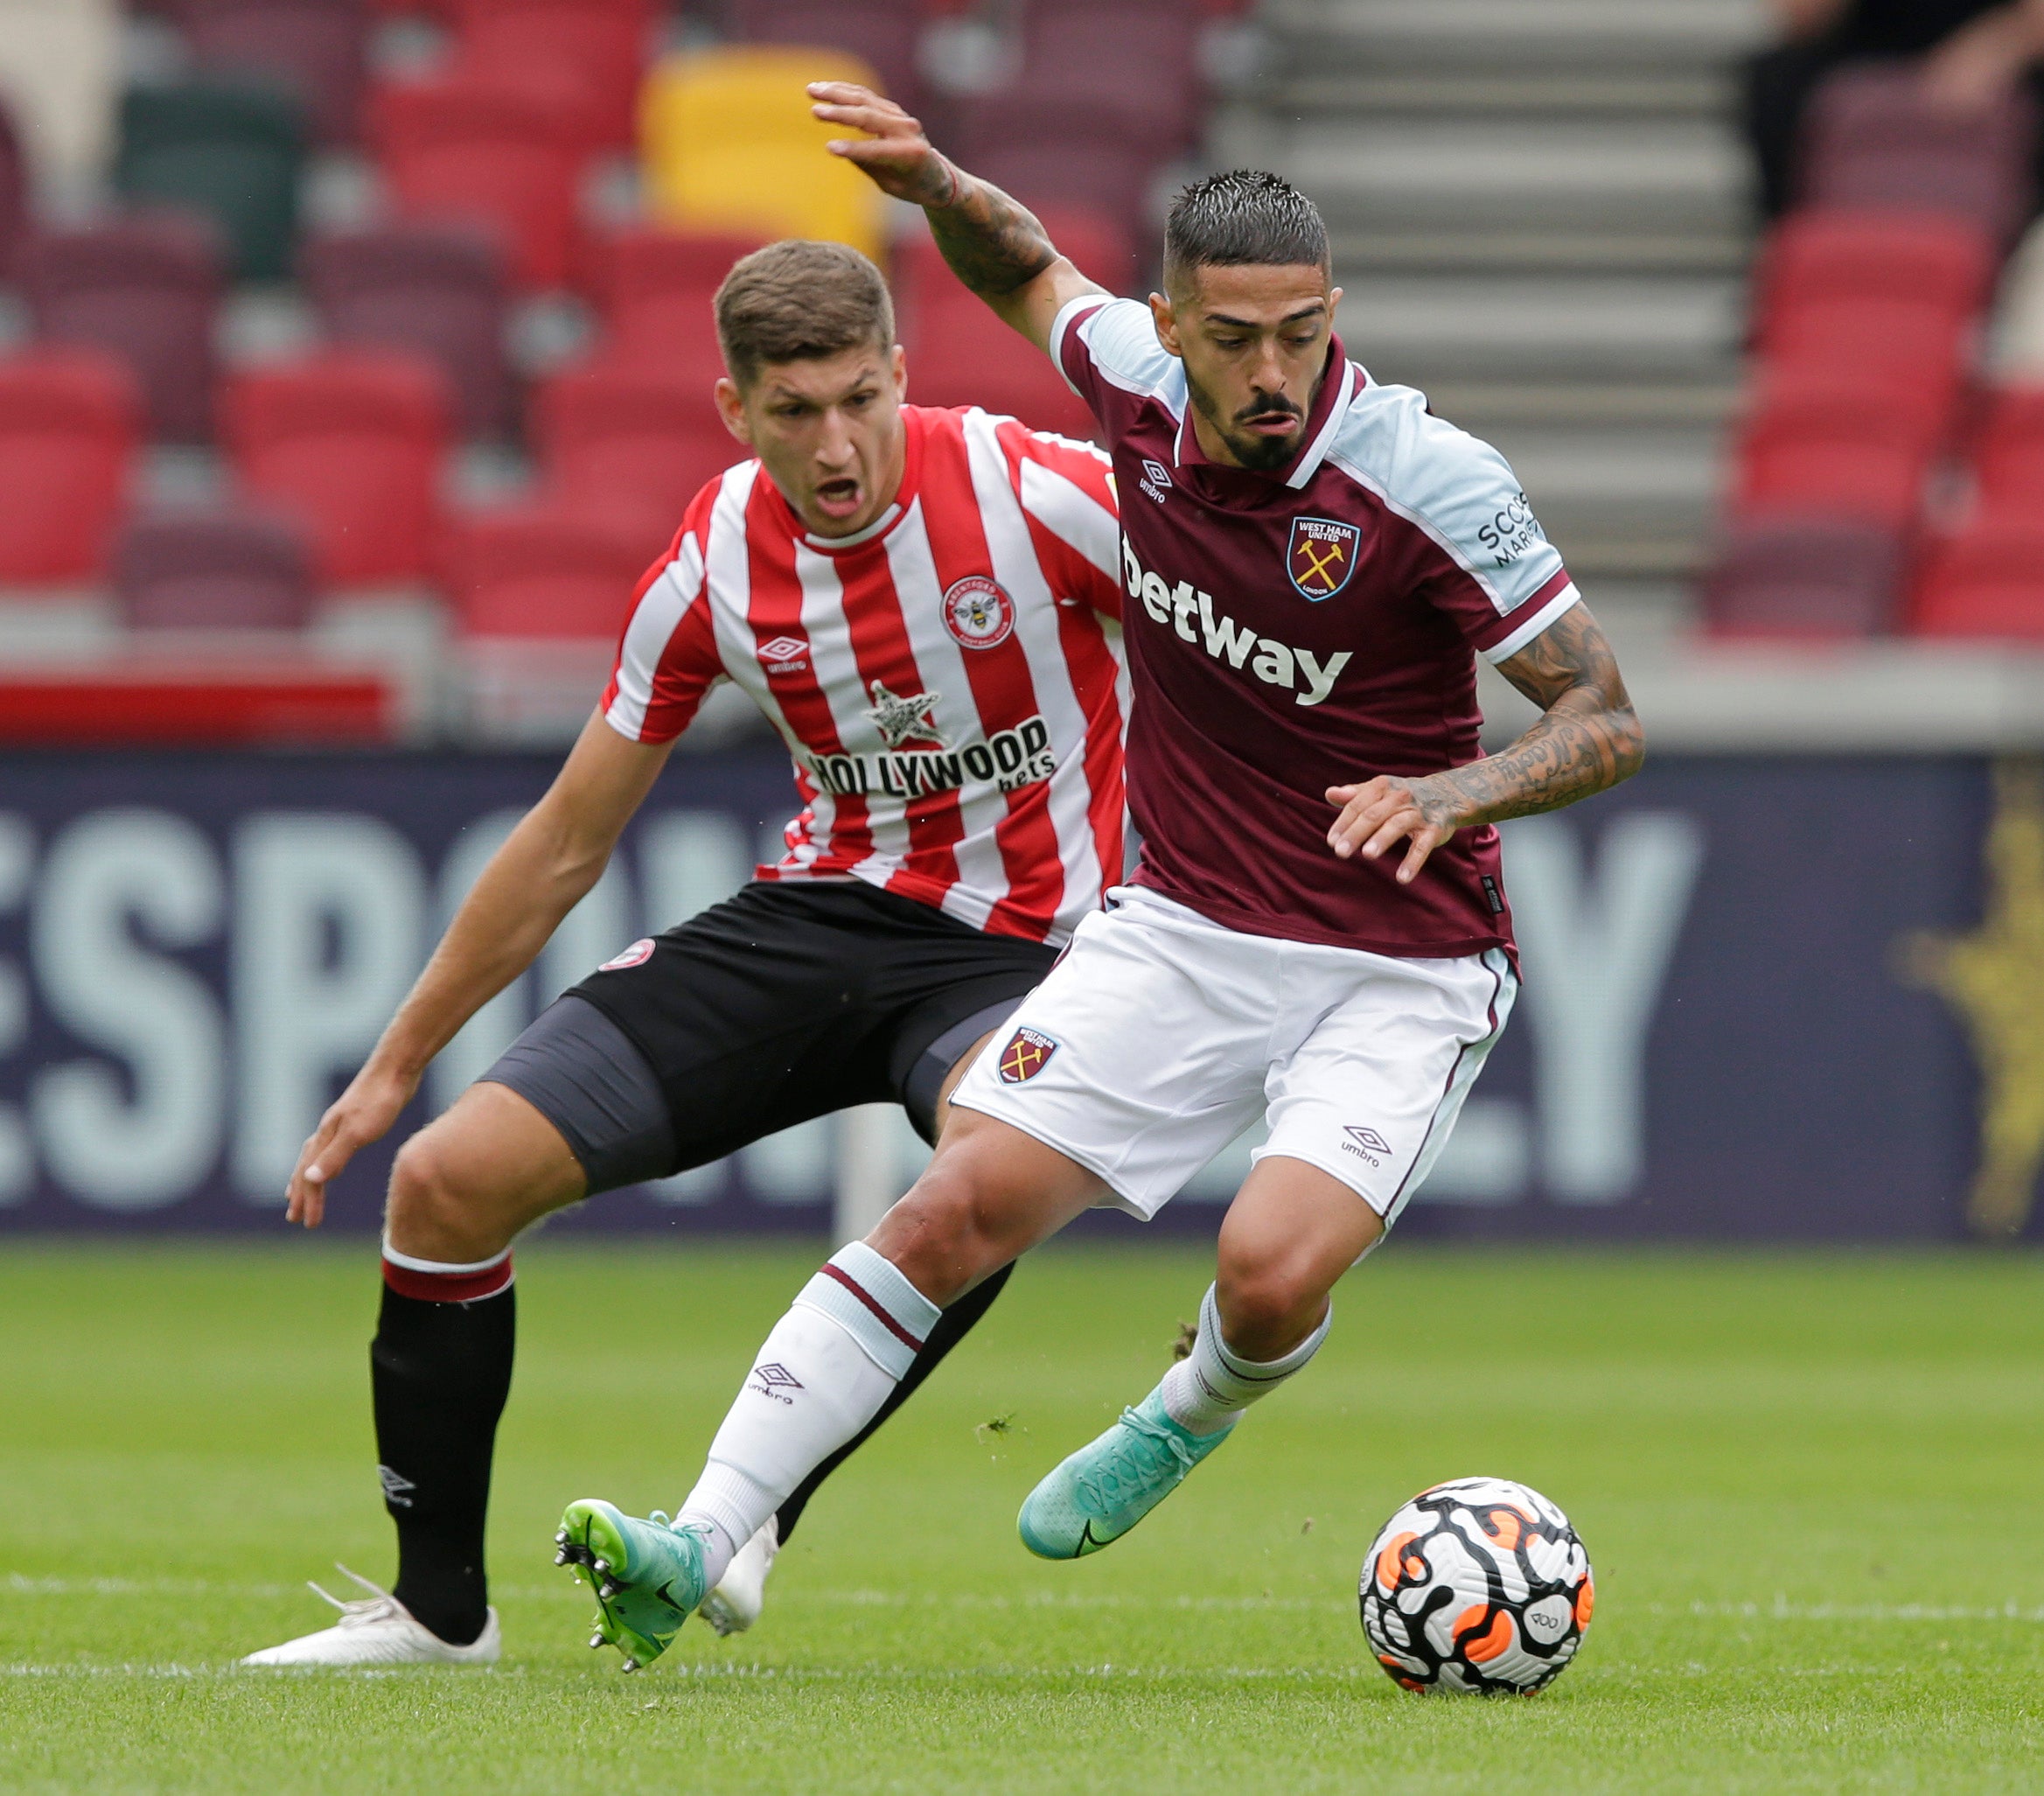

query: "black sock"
(774, 1259), (1015, 1544)
(371, 1279), (515, 1646)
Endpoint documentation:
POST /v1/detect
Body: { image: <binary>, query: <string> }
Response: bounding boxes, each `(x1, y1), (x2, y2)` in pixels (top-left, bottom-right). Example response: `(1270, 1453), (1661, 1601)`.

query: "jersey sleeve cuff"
(1478, 583), (1580, 665)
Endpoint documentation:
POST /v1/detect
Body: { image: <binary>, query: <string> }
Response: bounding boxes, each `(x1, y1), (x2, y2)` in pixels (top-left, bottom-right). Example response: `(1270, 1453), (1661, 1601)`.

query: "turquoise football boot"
(1017, 1391), (1235, 1559)
(555, 1499), (712, 1671)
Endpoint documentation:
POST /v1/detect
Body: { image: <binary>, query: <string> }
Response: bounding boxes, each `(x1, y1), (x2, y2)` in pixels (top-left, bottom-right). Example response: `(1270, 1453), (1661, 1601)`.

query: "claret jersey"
(1051, 293), (1582, 960)
(602, 404), (1129, 947)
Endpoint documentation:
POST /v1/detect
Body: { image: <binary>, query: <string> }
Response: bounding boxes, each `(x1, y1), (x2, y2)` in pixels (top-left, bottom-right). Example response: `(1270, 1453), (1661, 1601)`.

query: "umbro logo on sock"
(747, 1362), (804, 1404)
(378, 1464), (416, 1508)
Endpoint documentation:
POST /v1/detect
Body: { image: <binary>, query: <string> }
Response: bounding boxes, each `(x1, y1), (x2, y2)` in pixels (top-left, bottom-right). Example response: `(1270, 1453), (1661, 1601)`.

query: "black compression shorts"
(479, 880), (1058, 1196)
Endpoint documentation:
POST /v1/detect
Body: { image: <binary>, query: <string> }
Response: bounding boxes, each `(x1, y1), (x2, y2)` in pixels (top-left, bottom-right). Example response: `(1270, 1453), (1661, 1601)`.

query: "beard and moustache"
(1185, 373), (1308, 472)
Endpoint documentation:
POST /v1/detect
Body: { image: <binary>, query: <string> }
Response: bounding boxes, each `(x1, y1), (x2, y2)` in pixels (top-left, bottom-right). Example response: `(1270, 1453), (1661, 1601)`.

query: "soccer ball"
(1359, 1476), (1593, 1694)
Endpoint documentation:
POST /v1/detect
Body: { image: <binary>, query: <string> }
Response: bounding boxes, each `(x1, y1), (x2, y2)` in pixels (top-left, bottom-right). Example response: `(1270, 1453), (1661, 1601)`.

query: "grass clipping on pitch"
(1, 1240), (2041, 1794)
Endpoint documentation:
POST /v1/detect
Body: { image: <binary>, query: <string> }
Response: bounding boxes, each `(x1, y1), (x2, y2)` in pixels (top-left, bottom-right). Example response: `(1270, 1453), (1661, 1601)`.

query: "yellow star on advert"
(1895, 760), (2044, 1239)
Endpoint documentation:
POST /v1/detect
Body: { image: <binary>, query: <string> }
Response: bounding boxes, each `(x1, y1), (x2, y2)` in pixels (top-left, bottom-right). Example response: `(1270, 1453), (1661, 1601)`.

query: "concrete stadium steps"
(1219, 0), (1769, 581)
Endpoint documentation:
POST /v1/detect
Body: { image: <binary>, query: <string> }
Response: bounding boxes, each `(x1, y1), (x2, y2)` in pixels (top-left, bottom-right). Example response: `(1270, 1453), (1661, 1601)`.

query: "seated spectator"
(1745, 0), (2044, 217)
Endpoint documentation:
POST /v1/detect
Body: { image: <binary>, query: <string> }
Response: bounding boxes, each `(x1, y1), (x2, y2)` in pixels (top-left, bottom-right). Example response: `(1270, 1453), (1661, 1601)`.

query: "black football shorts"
(479, 879), (1057, 1196)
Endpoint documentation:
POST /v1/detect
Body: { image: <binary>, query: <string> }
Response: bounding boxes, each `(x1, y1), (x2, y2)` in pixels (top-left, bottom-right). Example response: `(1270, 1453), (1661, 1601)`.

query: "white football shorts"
(950, 885), (1517, 1226)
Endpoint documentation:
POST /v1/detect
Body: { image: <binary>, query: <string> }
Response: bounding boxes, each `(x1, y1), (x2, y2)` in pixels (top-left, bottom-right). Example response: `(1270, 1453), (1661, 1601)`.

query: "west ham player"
(241, 239), (1127, 1667)
(551, 96), (1643, 1672)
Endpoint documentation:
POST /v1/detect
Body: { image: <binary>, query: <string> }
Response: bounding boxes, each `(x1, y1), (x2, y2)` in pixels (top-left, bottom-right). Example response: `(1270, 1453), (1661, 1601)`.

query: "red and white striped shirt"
(602, 404), (1129, 947)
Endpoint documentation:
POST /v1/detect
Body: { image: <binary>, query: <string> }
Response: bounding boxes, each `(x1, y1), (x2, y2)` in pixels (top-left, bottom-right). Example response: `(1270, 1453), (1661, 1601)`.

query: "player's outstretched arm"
(811, 80), (1105, 353)
(284, 713), (674, 1227)
(1325, 603), (1645, 884)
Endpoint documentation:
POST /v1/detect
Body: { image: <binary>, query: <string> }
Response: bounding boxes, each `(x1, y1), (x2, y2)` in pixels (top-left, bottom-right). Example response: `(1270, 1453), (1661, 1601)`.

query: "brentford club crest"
(942, 575), (1015, 650)
(997, 1026), (1058, 1084)
(598, 938), (655, 971)
(1287, 516), (1361, 601)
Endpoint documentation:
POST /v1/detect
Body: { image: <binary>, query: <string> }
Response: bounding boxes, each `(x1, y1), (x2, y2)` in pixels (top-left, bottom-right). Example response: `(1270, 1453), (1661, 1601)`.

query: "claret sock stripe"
(1161, 1282), (1332, 1436)
(380, 1241), (514, 1304)
(797, 1241), (941, 1381)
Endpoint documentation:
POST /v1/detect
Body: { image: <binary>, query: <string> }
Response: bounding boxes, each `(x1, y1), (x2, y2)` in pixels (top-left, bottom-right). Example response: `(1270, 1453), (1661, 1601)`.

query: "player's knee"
(1216, 1246), (1328, 1356)
(871, 1162), (1014, 1305)
(386, 1129), (505, 1260)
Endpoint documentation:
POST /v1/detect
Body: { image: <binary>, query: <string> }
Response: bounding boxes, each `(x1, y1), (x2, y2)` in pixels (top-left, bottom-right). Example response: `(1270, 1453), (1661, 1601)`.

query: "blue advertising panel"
(0, 749), (2032, 1242)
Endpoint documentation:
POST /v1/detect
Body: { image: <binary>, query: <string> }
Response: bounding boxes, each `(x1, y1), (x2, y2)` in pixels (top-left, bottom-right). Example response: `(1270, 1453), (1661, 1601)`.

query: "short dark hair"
(715, 239), (896, 388)
(1162, 170), (1330, 292)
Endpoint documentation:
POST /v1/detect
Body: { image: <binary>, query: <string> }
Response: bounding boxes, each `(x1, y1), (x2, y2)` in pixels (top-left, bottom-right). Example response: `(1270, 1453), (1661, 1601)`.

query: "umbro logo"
(1139, 458), (1172, 505)
(757, 634), (808, 672)
(378, 1464), (416, 1509)
(747, 1361), (804, 1404)
(1342, 1125), (1392, 1167)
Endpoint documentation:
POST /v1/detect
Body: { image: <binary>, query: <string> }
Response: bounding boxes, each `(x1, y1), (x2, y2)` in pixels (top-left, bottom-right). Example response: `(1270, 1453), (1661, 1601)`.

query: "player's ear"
(714, 375), (753, 446)
(1148, 291), (1182, 359)
(889, 340), (908, 402)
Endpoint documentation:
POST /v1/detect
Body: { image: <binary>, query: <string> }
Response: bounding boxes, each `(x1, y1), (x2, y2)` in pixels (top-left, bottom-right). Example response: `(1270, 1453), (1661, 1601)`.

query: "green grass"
(0, 1240), (2041, 1793)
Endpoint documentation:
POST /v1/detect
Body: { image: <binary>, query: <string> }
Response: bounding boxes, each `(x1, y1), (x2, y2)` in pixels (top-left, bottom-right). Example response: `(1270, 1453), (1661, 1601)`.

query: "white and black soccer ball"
(1359, 1476), (1594, 1694)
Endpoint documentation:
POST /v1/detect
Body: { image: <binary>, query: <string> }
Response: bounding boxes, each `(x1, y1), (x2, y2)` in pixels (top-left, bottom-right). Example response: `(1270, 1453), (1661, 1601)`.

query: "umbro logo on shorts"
(998, 1027), (1058, 1083)
(1343, 1125), (1392, 1168)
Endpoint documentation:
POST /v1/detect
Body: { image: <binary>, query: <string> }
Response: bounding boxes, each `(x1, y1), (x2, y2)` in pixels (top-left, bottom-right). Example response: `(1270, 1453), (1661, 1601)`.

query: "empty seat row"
(10, 209), (1127, 451)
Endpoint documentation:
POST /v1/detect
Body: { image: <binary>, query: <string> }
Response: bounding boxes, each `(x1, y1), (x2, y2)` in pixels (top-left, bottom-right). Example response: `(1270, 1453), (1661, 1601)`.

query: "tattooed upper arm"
(1494, 601), (1628, 714)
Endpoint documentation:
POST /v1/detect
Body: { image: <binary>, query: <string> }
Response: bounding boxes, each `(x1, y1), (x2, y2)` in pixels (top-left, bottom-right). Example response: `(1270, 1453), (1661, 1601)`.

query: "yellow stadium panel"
(640, 47), (888, 262)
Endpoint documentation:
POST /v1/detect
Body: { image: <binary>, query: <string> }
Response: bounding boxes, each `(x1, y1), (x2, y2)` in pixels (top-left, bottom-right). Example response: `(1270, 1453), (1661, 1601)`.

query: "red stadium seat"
(898, 208), (1132, 438)
(0, 351), (142, 584)
(1753, 210), (1996, 346)
(534, 360), (736, 556)
(450, 507), (652, 638)
(1911, 519), (2044, 637)
(174, 0), (372, 148)
(1733, 400), (1933, 528)
(725, 0), (924, 111)
(1971, 386), (2044, 520)
(303, 222), (515, 439)
(593, 227), (766, 380)
(1702, 514), (1903, 638)
(1742, 366), (1954, 454)
(1008, 0), (1202, 151)
(24, 213), (225, 444)
(1797, 64), (2040, 241)
(114, 506), (317, 631)
(1762, 294), (1972, 397)
(448, 0), (654, 157)
(963, 138), (1162, 241)
(371, 78), (587, 290)
(222, 351), (453, 585)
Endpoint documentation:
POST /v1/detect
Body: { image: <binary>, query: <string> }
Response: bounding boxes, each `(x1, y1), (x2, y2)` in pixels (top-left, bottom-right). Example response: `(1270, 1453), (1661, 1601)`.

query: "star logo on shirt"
(863, 680), (946, 750)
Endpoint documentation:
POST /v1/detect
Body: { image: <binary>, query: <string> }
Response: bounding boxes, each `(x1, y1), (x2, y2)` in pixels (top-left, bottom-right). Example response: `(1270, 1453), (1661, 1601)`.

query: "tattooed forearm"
(1432, 604), (1643, 827)
(924, 161), (1060, 300)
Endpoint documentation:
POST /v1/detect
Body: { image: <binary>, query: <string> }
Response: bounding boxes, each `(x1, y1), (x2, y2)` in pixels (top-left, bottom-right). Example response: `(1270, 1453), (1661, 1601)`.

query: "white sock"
(676, 1240), (940, 1586)
(1159, 1282), (1332, 1436)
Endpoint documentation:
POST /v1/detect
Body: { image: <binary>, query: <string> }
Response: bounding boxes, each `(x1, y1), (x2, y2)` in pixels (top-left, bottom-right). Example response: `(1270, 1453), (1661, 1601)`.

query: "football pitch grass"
(1, 1241), (2041, 1793)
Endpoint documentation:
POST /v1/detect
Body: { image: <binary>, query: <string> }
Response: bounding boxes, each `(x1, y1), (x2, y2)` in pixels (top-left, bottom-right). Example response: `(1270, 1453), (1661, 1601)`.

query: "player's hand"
(809, 81), (955, 207)
(285, 1060), (419, 1229)
(1324, 774), (1464, 884)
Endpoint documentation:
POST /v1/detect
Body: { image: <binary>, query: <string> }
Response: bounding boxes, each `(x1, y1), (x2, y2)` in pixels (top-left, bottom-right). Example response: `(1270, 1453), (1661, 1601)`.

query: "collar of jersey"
(767, 406), (927, 556)
(1171, 334), (1361, 492)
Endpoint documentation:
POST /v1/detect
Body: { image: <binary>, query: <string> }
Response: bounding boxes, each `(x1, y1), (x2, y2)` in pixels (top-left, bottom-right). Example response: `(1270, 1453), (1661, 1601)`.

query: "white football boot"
(239, 1565), (500, 1668)
(695, 1518), (778, 1637)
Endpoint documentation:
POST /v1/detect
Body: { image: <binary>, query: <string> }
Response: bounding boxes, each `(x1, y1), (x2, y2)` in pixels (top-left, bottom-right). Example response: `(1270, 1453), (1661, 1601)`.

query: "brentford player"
(241, 239), (1126, 1667)
(553, 94), (1644, 1669)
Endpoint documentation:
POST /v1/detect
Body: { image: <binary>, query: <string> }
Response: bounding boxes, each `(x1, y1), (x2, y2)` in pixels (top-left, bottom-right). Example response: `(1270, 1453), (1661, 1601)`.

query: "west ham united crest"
(1287, 516), (1361, 601)
(997, 1026), (1058, 1084)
